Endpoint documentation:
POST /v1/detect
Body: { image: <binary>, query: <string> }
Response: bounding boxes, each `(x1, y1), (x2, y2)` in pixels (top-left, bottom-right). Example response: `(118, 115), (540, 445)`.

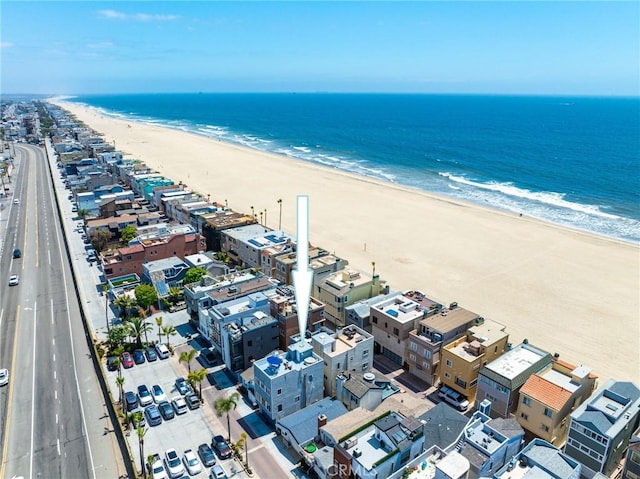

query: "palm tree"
(114, 295), (136, 321)
(187, 368), (208, 402)
(115, 375), (125, 412)
(161, 324), (177, 349)
(137, 308), (150, 345)
(127, 316), (152, 349)
(277, 198), (283, 229)
(155, 316), (164, 344)
(214, 392), (240, 442)
(137, 425), (148, 478)
(179, 349), (197, 373)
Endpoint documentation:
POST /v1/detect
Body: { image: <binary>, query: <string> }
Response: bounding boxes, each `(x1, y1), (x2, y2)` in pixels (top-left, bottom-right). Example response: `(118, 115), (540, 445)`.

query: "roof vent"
(363, 372), (375, 382)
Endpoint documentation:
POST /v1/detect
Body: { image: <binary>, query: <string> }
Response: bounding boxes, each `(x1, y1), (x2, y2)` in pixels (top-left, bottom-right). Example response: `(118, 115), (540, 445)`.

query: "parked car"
(158, 401), (175, 421)
(137, 384), (153, 407)
(164, 448), (185, 478)
(133, 349), (146, 365)
(13, 198), (19, 205)
(152, 384), (166, 403)
(8, 274), (19, 286)
(183, 449), (203, 476)
(197, 443), (216, 467)
(124, 391), (138, 412)
(155, 343), (170, 359)
(438, 384), (470, 411)
(175, 377), (192, 395)
(185, 392), (200, 410)
(210, 464), (228, 479)
(12, 248), (21, 258)
(145, 346), (158, 362)
(145, 404), (163, 427)
(171, 396), (188, 415)
(131, 408), (146, 428)
(149, 458), (168, 479)
(212, 435), (232, 460)
(0, 368), (8, 386)
(121, 352), (134, 369)
(106, 356), (119, 371)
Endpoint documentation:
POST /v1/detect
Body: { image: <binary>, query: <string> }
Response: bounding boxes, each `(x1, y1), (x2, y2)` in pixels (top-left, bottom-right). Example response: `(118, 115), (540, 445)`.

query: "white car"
(8, 275), (19, 286)
(152, 384), (166, 404)
(150, 459), (168, 479)
(0, 368), (9, 386)
(13, 198), (19, 205)
(172, 396), (188, 415)
(164, 448), (185, 478)
(183, 449), (202, 475)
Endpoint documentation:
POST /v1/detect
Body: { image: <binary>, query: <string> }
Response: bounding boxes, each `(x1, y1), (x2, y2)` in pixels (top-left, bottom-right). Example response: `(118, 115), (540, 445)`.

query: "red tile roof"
(520, 374), (573, 411)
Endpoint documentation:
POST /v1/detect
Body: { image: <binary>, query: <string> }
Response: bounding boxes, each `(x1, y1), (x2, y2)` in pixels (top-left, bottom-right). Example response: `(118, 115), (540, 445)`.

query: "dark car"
(175, 377), (192, 395)
(212, 435), (232, 459)
(121, 352), (134, 369)
(132, 349), (146, 365)
(158, 400), (175, 420)
(106, 356), (119, 371)
(145, 404), (162, 427)
(13, 248), (21, 259)
(145, 346), (158, 362)
(124, 391), (138, 412)
(197, 443), (216, 467)
(185, 392), (200, 410)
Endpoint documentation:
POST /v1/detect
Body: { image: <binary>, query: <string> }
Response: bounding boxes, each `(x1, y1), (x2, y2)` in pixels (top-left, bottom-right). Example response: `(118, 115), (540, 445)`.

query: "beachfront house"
(440, 318), (509, 406)
(345, 292), (399, 333)
(494, 438), (582, 479)
(201, 210), (257, 251)
(268, 285), (326, 350)
(314, 268), (388, 328)
(406, 303), (479, 387)
(220, 224), (294, 269)
(563, 379), (640, 478)
(474, 340), (553, 419)
(515, 358), (598, 447)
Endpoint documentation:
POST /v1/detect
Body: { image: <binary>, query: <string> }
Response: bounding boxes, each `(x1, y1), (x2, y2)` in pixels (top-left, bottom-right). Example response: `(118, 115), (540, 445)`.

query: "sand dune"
(52, 99), (639, 383)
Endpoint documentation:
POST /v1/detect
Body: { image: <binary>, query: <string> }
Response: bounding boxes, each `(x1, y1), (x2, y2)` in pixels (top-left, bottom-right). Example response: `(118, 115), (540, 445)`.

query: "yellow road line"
(0, 305), (21, 478)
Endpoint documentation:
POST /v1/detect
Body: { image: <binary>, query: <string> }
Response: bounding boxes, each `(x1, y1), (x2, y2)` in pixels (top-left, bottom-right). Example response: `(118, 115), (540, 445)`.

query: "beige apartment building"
(369, 292), (427, 366)
(516, 358), (598, 447)
(269, 246), (348, 286)
(440, 318), (509, 404)
(314, 269), (387, 328)
(406, 305), (481, 386)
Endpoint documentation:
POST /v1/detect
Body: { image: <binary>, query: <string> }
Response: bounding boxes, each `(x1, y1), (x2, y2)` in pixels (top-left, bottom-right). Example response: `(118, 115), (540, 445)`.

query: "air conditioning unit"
(353, 448), (362, 458)
(344, 437), (358, 449)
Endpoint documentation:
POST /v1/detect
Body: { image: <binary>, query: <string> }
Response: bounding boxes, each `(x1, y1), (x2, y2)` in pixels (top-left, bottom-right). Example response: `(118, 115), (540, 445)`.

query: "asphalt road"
(0, 143), (123, 479)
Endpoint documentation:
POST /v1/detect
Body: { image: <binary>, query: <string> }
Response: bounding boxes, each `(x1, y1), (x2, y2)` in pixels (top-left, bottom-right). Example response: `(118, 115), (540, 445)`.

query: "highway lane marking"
(29, 301), (36, 479)
(57, 439), (60, 456)
(48, 250), (51, 266)
(34, 164), (39, 268)
(53, 354), (55, 362)
(0, 305), (20, 479)
(52, 338), (55, 346)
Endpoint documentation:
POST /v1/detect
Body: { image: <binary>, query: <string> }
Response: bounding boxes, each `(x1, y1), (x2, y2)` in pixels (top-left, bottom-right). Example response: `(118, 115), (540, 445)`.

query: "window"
(424, 350), (431, 359)
(247, 340), (253, 347)
(385, 322), (388, 329)
(336, 363), (340, 370)
(372, 317), (377, 324)
(409, 354), (416, 362)
(455, 377), (467, 389)
(294, 395), (300, 402)
(410, 342), (418, 351)
(523, 396), (531, 406)
(393, 327), (399, 336)
(541, 424), (550, 432)
(277, 404), (282, 412)
(520, 413), (529, 420)
(444, 372), (451, 379)
(446, 359), (452, 367)
(277, 389), (282, 395)
(544, 408), (553, 418)
(422, 361), (430, 369)
(362, 350), (369, 357)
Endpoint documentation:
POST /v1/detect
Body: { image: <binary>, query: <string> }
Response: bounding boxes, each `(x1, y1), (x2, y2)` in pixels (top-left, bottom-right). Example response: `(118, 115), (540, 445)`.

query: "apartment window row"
(566, 437), (604, 462)
(409, 354), (416, 362)
(570, 422), (608, 444)
(410, 342), (417, 351)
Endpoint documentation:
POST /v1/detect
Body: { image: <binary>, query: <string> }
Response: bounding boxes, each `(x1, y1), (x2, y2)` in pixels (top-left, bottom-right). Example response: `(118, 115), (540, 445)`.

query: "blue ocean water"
(69, 93), (640, 243)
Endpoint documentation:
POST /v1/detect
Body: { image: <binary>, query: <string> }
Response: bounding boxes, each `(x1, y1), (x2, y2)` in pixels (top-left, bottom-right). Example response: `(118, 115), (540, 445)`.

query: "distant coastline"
(64, 93), (640, 244)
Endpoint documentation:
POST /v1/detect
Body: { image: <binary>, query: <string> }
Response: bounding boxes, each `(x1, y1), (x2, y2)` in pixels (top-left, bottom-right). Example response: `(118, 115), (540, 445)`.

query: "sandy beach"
(52, 99), (639, 383)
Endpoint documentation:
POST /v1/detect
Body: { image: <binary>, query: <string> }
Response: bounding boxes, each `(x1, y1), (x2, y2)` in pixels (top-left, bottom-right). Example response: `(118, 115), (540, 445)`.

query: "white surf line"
(30, 301), (37, 479)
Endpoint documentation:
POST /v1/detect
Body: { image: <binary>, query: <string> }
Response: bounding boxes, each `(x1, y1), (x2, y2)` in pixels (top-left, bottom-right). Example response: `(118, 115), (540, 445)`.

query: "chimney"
(318, 413), (327, 429)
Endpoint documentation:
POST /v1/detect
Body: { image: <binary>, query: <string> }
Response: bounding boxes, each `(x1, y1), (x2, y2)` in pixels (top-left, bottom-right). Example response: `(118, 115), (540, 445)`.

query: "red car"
(121, 352), (134, 369)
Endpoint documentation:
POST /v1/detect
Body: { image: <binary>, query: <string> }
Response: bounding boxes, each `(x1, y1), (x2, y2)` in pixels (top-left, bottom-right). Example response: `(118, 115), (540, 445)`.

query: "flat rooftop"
(372, 294), (423, 324)
(487, 344), (548, 380)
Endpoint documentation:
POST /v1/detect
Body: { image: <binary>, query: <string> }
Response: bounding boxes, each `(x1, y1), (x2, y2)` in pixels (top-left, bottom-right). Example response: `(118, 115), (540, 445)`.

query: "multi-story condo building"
(201, 210), (257, 251)
(344, 292), (399, 333)
(221, 311), (279, 373)
(270, 246), (349, 286)
(621, 428), (640, 479)
(475, 341), (553, 419)
(452, 411), (525, 479)
(260, 242), (296, 278)
(516, 358), (598, 446)
(494, 438), (582, 479)
(253, 340), (324, 424)
(314, 269), (387, 328)
(440, 318), (509, 405)
(370, 292), (430, 366)
(100, 223), (205, 279)
(220, 224), (294, 269)
(563, 379), (640, 478)
(310, 325), (374, 398)
(406, 304), (479, 386)
(269, 286), (325, 350)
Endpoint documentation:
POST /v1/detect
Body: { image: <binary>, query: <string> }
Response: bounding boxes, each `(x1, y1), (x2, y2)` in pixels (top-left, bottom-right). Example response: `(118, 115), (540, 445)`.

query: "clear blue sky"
(1, 1), (638, 95)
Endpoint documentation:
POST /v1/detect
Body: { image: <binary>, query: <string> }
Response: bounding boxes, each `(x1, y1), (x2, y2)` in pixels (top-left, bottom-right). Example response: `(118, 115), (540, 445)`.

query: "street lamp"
(277, 199), (283, 230)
